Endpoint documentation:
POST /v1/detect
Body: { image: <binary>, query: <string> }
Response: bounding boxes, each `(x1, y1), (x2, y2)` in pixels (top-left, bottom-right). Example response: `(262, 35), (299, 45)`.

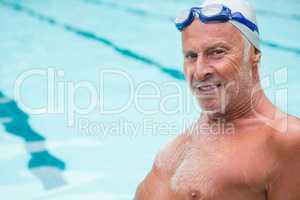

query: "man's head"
(177, 0), (261, 117)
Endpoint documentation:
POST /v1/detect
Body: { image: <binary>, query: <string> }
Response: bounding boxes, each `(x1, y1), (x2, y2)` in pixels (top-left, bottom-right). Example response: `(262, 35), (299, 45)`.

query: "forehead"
(181, 20), (243, 50)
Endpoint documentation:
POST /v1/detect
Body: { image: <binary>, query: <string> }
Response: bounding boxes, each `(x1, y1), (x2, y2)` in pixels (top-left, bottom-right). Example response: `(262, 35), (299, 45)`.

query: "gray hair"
(242, 34), (251, 64)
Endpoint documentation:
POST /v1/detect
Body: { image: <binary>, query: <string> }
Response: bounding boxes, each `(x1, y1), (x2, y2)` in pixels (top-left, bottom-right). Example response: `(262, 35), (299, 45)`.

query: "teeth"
(199, 85), (217, 91)
(193, 82), (222, 93)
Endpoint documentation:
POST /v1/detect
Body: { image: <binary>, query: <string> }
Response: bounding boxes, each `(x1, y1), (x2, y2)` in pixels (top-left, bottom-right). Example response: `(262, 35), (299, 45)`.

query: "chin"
(199, 100), (220, 112)
(198, 98), (226, 115)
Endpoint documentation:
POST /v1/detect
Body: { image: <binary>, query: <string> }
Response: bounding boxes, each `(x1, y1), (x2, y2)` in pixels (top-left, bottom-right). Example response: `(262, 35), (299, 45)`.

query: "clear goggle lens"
(175, 9), (191, 24)
(176, 4), (224, 24)
(201, 4), (223, 17)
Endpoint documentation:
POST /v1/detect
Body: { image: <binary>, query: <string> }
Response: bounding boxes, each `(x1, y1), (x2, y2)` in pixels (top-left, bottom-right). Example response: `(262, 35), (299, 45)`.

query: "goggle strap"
(231, 12), (259, 33)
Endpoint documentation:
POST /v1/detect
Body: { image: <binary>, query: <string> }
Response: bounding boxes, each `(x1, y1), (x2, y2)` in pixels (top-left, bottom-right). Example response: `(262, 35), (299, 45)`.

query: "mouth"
(194, 83), (222, 94)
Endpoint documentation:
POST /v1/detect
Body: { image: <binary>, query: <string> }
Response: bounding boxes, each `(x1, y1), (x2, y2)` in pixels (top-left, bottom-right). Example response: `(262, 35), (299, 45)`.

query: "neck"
(201, 85), (274, 125)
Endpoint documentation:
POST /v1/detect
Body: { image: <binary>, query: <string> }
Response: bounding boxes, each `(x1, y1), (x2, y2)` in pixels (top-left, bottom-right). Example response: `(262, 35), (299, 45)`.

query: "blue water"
(0, 0), (299, 199)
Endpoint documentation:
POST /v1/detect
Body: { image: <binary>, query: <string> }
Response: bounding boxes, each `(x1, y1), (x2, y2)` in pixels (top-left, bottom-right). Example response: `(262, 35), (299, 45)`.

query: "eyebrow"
(183, 50), (197, 55)
(183, 42), (231, 54)
(205, 42), (231, 52)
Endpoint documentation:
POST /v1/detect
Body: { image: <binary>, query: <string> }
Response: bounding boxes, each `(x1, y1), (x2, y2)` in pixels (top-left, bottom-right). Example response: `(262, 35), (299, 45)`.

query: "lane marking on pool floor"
(84, 0), (173, 22)
(0, 0), (185, 81)
(84, 0), (300, 56)
(256, 9), (300, 21)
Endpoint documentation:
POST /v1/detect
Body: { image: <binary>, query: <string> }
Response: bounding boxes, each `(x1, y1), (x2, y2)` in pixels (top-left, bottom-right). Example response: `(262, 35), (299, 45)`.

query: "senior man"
(135, 0), (300, 199)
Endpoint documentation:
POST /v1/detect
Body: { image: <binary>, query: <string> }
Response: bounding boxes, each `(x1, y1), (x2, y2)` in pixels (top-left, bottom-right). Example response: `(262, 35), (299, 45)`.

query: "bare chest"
(169, 139), (269, 200)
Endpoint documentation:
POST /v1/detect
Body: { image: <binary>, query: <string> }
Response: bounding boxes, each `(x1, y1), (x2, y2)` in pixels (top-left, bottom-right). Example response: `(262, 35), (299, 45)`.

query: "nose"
(194, 54), (214, 81)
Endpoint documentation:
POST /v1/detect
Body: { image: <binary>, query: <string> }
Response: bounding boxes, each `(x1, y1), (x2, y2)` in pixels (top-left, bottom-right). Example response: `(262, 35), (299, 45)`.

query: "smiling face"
(182, 20), (255, 116)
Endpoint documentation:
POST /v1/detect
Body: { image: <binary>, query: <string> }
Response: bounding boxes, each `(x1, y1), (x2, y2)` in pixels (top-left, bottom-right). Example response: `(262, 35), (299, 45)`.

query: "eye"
(213, 49), (225, 55)
(184, 52), (198, 61)
(209, 48), (226, 59)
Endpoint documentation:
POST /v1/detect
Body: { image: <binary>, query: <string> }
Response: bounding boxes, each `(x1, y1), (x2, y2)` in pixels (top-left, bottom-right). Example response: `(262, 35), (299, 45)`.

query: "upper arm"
(267, 124), (300, 200)
(267, 153), (300, 200)
(135, 134), (189, 199)
(134, 165), (176, 200)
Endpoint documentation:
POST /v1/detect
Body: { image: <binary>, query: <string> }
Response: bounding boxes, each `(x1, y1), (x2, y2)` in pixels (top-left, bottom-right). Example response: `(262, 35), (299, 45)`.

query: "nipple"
(191, 192), (197, 198)
(190, 190), (200, 199)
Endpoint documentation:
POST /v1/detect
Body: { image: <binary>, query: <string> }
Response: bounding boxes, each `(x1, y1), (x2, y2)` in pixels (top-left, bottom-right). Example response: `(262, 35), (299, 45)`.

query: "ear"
(251, 47), (261, 83)
(251, 47), (261, 67)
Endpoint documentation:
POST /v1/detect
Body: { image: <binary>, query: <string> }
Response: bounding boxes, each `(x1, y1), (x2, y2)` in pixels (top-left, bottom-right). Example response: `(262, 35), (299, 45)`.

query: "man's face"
(182, 20), (252, 115)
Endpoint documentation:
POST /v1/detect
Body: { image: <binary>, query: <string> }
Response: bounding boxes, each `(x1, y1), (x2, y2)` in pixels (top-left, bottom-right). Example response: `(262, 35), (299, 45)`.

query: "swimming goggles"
(175, 4), (259, 33)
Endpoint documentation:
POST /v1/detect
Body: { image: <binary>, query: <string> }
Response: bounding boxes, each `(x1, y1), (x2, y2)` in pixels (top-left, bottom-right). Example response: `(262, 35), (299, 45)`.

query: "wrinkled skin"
(135, 20), (300, 200)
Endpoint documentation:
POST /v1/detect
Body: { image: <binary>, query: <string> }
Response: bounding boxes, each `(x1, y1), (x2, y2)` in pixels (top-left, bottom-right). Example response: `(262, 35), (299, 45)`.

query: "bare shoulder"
(287, 115), (300, 134)
(276, 115), (300, 144)
(267, 115), (300, 154)
(154, 133), (191, 174)
(284, 115), (300, 151)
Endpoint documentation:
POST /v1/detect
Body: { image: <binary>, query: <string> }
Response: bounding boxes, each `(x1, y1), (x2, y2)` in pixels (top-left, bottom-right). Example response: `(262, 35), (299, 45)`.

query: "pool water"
(0, 0), (299, 199)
